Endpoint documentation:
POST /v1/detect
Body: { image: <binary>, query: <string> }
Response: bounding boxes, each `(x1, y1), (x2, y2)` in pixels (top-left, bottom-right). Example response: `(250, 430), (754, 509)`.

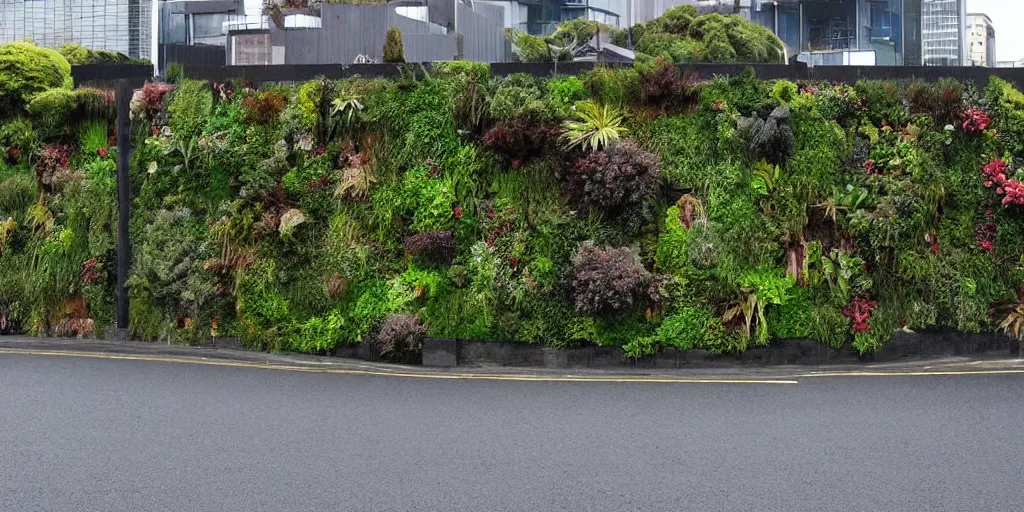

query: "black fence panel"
(73, 60), (1024, 92)
(72, 64), (154, 90)
(159, 44), (226, 73)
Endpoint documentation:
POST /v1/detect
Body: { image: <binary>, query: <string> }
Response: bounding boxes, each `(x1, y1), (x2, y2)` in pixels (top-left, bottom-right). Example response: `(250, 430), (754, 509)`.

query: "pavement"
(1, 338), (1023, 511)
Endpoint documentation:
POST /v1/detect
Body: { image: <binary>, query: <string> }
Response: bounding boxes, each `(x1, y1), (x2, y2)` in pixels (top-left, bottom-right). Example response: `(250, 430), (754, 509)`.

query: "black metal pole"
(115, 80), (132, 338)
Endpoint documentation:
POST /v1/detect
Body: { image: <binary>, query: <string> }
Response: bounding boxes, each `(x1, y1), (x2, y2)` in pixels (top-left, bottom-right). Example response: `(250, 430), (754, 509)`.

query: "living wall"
(3, 46), (1024, 360)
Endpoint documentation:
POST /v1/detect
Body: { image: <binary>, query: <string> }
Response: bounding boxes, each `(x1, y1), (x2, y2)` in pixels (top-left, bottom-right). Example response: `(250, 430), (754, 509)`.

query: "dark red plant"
(640, 65), (700, 113)
(241, 91), (286, 124)
(404, 231), (454, 263)
(961, 108), (990, 132)
(139, 81), (174, 114)
(96, 147), (108, 158)
(35, 145), (77, 191)
(81, 258), (101, 285)
(482, 118), (558, 167)
(864, 159), (877, 175)
(976, 212), (997, 253)
(843, 293), (878, 333)
(571, 242), (656, 316)
(306, 174), (331, 190)
(453, 205), (463, 218)
(425, 158), (442, 178)
(6, 147), (20, 164)
(562, 141), (661, 216)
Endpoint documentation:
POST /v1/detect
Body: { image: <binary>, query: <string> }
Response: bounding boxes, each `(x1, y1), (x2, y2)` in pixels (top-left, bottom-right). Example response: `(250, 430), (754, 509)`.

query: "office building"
(0, 0), (154, 59)
(920, 0), (966, 66)
(747, 0), (915, 66)
(966, 12), (995, 67)
(475, 0), (626, 35)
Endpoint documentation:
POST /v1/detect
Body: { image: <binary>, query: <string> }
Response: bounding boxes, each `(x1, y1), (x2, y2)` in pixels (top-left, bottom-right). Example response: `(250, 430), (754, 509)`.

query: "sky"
(968, 0), (1023, 62)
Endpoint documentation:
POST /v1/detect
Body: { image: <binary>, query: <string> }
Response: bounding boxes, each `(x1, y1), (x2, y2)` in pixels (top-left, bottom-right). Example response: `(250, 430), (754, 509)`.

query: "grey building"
(0, 0), (154, 59)
(475, 0), (626, 35)
(966, 12), (995, 67)
(920, 0), (966, 66)
(230, 1), (509, 65)
(746, 0), (916, 66)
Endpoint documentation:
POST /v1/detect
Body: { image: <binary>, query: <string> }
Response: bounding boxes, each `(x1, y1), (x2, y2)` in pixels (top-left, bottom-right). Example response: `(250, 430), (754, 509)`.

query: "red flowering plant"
(982, 159), (1024, 206)
(960, 108), (991, 133)
(843, 293), (878, 333)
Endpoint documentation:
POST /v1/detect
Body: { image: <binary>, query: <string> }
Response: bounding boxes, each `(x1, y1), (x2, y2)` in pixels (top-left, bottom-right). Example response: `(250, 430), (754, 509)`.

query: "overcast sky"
(968, 0), (1023, 62)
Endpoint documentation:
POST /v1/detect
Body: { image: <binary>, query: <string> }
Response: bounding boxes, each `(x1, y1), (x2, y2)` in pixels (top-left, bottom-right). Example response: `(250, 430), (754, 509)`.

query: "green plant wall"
(3, 49), (1024, 358)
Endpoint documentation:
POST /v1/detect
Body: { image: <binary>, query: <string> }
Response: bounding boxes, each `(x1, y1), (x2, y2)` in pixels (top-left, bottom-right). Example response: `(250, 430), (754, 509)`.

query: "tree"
(383, 27), (405, 63)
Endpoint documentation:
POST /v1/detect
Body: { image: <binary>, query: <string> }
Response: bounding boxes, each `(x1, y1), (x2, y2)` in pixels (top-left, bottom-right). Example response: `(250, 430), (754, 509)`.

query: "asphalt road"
(1, 354), (1021, 512)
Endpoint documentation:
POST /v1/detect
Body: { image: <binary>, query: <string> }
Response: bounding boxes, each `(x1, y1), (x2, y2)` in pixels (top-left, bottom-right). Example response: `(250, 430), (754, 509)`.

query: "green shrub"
(546, 76), (586, 118)
(509, 30), (552, 62)
(656, 307), (715, 350)
(0, 174), (36, 217)
(58, 43), (138, 65)
(435, 61), (489, 83)
(383, 27), (405, 63)
(27, 89), (77, 140)
(167, 79), (212, 142)
(771, 80), (798, 104)
(0, 42), (72, 117)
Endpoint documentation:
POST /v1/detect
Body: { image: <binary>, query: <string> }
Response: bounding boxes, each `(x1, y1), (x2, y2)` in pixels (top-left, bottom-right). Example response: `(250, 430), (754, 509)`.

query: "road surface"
(0, 352), (1021, 512)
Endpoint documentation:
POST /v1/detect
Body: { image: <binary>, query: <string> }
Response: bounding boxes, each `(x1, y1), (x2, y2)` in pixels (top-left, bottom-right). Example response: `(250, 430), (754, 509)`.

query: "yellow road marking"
(0, 348), (797, 384)
(798, 368), (1024, 378)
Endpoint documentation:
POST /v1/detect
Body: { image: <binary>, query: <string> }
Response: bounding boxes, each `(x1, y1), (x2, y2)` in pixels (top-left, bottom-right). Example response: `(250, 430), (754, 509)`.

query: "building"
(747, 0), (917, 66)
(966, 12), (995, 67)
(0, 0), (154, 60)
(475, 0), (626, 35)
(920, 0), (966, 66)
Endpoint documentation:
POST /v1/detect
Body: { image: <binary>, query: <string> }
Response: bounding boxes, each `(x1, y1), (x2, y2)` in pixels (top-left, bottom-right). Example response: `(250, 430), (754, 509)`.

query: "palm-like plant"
(331, 93), (364, 128)
(562, 100), (627, 152)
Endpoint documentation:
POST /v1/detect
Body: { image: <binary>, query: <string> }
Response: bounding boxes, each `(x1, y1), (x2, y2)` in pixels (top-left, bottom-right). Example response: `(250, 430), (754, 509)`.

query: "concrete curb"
(423, 331), (1022, 369)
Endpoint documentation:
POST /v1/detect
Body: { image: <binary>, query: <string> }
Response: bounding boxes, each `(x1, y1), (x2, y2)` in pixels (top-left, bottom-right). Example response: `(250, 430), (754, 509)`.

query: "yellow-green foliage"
(27, 89), (77, 140)
(383, 27), (405, 63)
(631, 7), (784, 64)
(0, 42), (72, 117)
(167, 79), (212, 142)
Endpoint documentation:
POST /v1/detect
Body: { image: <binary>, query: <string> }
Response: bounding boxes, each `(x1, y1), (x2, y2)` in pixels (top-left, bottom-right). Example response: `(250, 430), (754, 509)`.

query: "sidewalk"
(2, 336), (1023, 382)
